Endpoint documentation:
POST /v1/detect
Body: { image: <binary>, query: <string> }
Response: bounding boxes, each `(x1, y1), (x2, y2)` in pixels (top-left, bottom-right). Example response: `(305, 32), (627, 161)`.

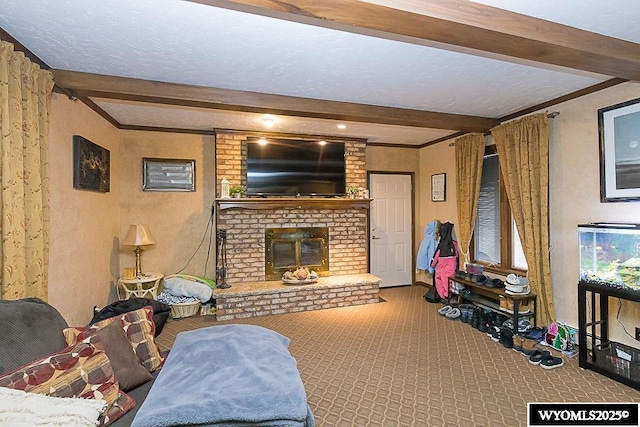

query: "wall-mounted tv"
(247, 139), (346, 196)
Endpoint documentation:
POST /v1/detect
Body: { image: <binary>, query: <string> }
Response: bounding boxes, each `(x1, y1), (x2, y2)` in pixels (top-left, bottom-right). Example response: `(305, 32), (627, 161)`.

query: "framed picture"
(431, 173), (446, 202)
(143, 158), (195, 192)
(73, 135), (110, 192)
(599, 97), (640, 202)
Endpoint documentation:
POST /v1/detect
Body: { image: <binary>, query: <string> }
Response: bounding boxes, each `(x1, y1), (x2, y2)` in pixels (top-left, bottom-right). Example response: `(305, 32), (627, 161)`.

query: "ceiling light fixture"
(337, 124), (346, 129)
(262, 115), (275, 128)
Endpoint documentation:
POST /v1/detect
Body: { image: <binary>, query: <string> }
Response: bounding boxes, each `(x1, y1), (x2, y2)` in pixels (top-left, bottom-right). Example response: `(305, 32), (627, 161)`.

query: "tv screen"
(247, 139), (346, 196)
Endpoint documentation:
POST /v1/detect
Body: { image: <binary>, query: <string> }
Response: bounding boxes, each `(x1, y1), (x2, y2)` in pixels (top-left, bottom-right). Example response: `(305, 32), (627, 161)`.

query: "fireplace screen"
(265, 227), (329, 280)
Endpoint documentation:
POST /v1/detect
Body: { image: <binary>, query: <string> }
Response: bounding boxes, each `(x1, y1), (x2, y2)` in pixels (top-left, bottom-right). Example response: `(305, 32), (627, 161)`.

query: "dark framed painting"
(142, 158), (195, 192)
(599, 97), (640, 202)
(73, 135), (110, 192)
(431, 173), (446, 202)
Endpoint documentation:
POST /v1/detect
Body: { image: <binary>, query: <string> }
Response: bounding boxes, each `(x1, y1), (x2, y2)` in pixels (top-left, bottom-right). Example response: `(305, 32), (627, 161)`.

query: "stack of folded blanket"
(157, 274), (215, 305)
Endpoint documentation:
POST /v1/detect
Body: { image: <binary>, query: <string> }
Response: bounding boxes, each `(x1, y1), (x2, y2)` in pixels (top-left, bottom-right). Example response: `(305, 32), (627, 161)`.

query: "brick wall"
(215, 133), (368, 283)
(215, 276), (380, 321)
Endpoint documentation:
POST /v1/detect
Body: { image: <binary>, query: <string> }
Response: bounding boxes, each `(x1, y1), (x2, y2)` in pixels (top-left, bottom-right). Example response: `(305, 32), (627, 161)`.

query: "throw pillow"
(64, 306), (165, 372)
(0, 387), (106, 427)
(0, 334), (135, 426)
(94, 321), (153, 391)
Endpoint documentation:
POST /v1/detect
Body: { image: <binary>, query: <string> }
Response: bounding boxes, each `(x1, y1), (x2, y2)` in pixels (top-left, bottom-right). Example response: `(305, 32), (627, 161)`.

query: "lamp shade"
(122, 224), (156, 246)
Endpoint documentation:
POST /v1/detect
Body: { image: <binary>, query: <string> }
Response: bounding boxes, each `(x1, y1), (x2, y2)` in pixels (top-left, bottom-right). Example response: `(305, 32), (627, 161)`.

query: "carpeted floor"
(156, 285), (640, 426)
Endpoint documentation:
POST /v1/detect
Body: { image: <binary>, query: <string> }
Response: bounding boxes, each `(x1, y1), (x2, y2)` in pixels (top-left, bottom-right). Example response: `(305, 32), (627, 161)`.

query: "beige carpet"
(155, 285), (640, 426)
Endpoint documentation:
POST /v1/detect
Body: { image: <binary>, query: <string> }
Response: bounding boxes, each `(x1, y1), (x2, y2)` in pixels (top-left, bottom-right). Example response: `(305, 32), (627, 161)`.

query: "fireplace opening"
(265, 227), (329, 280)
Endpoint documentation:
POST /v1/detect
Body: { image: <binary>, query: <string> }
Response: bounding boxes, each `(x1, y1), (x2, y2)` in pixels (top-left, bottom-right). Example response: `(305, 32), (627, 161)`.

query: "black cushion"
(0, 298), (69, 375)
(91, 298), (171, 337)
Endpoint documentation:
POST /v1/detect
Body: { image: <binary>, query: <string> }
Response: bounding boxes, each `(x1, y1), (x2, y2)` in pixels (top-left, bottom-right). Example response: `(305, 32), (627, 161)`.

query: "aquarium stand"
(578, 280), (640, 391)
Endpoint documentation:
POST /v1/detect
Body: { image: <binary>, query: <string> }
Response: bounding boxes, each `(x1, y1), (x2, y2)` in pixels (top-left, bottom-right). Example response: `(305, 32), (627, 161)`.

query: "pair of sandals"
(529, 350), (564, 369)
(438, 305), (461, 320)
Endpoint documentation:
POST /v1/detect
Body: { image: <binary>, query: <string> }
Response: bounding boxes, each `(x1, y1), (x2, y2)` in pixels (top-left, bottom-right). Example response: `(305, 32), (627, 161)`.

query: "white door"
(369, 174), (413, 287)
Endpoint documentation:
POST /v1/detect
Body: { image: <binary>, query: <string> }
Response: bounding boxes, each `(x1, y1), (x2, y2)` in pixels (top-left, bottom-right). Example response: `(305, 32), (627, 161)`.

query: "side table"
(117, 272), (164, 300)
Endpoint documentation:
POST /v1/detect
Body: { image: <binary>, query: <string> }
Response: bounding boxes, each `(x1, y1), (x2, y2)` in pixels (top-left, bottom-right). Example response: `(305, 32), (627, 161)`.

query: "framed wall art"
(431, 173), (446, 202)
(143, 158), (195, 192)
(73, 135), (110, 192)
(598, 97), (640, 202)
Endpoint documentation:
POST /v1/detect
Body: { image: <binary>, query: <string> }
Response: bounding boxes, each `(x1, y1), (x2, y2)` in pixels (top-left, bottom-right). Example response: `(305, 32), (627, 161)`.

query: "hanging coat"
(416, 220), (440, 273)
(430, 222), (458, 298)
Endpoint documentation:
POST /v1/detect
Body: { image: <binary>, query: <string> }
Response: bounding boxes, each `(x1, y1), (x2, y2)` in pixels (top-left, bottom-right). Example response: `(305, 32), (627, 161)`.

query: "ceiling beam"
(187, 0), (640, 81)
(52, 70), (498, 132)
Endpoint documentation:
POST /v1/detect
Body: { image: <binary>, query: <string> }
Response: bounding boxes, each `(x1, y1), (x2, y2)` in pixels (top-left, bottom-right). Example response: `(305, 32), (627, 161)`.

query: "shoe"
(517, 318), (532, 333)
(512, 335), (524, 352)
(486, 278), (505, 288)
(473, 274), (488, 286)
(541, 356), (564, 370)
(529, 350), (551, 365)
(446, 307), (461, 320)
(520, 339), (538, 356)
(524, 327), (547, 341)
(488, 326), (501, 342)
(499, 327), (514, 348)
(471, 307), (481, 329)
(478, 310), (489, 333)
(460, 304), (474, 324)
(438, 305), (452, 316)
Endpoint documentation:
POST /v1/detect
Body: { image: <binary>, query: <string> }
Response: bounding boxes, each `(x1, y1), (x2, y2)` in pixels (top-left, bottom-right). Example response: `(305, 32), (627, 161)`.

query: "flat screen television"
(247, 139), (346, 196)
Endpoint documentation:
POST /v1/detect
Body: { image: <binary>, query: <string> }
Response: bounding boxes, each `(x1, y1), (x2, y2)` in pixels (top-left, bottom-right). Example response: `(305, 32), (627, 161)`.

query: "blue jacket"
(416, 220), (440, 273)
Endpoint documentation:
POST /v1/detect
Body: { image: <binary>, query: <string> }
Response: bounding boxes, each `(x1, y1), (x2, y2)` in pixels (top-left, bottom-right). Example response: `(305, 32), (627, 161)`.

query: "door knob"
(372, 235), (381, 240)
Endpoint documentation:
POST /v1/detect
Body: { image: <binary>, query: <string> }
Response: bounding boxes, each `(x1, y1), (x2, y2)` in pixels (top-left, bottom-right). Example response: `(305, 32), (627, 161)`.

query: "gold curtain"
(0, 40), (54, 300)
(455, 133), (485, 269)
(491, 113), (555, 326)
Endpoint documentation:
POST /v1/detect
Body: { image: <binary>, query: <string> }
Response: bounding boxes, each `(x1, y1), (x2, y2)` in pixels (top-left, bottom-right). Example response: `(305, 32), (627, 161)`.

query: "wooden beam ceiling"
(187, 0), (640, 81)
(52, 70), (499, 132)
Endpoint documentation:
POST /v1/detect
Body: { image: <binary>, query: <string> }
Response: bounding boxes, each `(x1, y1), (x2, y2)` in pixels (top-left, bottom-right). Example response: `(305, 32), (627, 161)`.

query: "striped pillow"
(64, 306), (164, 372)
(0, 333), (134, 426)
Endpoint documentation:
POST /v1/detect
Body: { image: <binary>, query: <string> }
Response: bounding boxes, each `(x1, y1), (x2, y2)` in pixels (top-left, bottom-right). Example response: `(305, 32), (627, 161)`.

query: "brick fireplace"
(215, 132), (369, 284)
(212, 132), (380, 320)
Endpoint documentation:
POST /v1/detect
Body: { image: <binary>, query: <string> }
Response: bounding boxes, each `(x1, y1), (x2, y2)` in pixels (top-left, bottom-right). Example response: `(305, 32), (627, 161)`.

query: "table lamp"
(122, 224), (156, 277)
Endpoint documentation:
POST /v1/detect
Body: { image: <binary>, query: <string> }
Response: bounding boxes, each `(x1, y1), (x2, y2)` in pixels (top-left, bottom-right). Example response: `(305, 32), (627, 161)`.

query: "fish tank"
(579, 223), (640, 292)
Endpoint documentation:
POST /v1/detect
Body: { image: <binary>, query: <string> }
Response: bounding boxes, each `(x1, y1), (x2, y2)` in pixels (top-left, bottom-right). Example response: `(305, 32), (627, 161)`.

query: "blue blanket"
(131, 324), (314, 427)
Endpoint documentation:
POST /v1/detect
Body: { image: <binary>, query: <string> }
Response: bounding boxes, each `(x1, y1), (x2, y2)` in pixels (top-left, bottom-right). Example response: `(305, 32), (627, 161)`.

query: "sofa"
(0, 297), (159, 426)
(0, 298), (315, 427)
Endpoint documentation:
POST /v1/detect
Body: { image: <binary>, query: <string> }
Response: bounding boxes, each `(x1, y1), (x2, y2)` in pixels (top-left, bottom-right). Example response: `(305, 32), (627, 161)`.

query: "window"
(472, 146), (527, 274)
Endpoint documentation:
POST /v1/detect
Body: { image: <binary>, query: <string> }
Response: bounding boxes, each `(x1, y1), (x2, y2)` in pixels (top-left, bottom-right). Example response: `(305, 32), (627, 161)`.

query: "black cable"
(174, 208), (214, 275)
(615, 298), (636, 340)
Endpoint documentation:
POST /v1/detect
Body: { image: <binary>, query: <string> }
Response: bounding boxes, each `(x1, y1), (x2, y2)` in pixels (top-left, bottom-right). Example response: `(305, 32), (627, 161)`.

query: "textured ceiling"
(0, 0), (638, 146)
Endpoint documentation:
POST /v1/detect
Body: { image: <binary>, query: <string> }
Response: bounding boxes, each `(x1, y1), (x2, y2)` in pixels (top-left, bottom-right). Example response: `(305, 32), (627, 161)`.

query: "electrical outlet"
(636, 327), (640, 341)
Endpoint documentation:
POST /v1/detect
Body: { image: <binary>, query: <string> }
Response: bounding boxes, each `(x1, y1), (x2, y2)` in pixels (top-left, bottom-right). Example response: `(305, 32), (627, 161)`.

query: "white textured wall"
(366, 145), (422, 280)
(118, 131), (217, 280)
(48, 93), (121, 326)
(416, 140), (459, 285)
(549, 82), (640, 347)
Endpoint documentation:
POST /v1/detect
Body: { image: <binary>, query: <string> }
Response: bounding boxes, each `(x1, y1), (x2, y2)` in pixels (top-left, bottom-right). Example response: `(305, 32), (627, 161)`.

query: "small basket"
(593, 341), (640, 381)
(170, 301), (201, 319)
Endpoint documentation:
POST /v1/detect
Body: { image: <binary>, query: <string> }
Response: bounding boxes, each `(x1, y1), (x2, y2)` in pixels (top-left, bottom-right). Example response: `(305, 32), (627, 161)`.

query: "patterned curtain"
(455, 133), (485, 269)
(491, 113), (555, 326)
(0, 40), (54, 300)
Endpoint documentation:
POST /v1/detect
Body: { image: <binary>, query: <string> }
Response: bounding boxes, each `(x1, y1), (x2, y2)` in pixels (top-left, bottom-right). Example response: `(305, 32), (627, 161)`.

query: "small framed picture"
(143, 158), (195, 192)
(73, 135), (110, 192)
(431, 173), (446, 202)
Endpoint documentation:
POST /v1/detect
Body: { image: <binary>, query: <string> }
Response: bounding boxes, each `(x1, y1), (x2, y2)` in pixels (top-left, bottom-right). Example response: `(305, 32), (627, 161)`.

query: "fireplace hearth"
(265, 227), (329, 280)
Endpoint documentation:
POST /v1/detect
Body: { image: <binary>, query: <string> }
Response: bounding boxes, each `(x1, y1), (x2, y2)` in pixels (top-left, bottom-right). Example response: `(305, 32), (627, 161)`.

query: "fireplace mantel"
(216, 197), (372, 210)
